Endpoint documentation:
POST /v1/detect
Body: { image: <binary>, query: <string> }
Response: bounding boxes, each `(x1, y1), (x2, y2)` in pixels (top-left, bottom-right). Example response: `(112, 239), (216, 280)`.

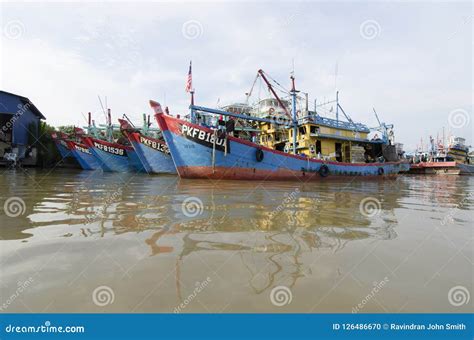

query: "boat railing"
(298, 115), (370, 133)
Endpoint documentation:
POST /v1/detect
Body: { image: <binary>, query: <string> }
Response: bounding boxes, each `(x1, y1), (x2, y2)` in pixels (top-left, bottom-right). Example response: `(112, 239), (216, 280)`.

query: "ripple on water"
(0, 170), (473, 312)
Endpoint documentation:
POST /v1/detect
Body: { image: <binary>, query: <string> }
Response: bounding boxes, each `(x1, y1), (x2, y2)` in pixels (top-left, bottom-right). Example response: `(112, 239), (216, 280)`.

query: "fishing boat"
(81, 109), (146, 173)
(52, 113), (107, 170)
(51, 131), (92, 170)
(51, 131), (73, 159)
(118, 118), (176, 174)
(408, 136), (473, 175)
(449, 137), (474, 175)
(82, 136), (139, 173)
(65, 127), (101, 171)
(149, 70), (408, 181)
(409, 157), (460, 175)
(51, 113), (97, 170)
(66, 139), (100, 170)
(458, 162), (474, 175)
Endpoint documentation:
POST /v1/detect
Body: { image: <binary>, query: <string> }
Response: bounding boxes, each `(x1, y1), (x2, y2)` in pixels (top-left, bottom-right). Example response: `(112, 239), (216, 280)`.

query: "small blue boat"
(51, 132), (73, 159)
(127, 146), (150, 173)
(82, 136), (140, 173)
(118, 119), (176, 174)
(66, 140), (100, 170)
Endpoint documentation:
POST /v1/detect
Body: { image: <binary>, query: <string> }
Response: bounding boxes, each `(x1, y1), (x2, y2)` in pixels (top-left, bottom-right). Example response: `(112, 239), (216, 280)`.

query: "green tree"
(57, 125), (75, 135)
(35, 122), (61, 167)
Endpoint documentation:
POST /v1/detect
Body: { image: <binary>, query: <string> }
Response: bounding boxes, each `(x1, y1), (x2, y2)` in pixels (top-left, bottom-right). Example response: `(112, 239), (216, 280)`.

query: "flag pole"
(186, 60), (195, 123)
(190, 89), (195, 123)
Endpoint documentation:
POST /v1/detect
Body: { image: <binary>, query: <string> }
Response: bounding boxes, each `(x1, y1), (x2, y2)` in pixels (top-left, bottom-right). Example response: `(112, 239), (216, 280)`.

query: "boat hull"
(457, 162), (474, 175)
(154, 110), (409, 181)
(66, 140), (100, 170)
(82, 137), (136, 173)
(127, 132), (177, 174)
(408, 162), (461, 175)
(126, 148), (149, 173)
(53, 139), (72, 158)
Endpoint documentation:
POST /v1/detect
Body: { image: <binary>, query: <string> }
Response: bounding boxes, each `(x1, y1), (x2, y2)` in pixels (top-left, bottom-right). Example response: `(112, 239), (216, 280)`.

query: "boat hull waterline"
(457, 162), (474, 175)
(408, 162), (461, 175)
(151, 102), (409, 181)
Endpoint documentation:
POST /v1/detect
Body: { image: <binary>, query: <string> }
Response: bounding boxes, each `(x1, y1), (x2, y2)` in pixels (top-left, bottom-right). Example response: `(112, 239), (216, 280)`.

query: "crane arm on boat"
(190, 105), (296, 126)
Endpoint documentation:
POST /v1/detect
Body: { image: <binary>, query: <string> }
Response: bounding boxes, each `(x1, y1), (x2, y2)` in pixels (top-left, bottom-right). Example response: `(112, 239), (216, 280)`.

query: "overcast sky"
(1, 1), (472, 151)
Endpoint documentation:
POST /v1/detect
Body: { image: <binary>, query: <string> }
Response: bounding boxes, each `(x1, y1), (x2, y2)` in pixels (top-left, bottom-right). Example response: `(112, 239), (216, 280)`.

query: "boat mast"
(290, 75), (298, 155)
(442, 127), (445, 154)
(107, 108), (113, 142)
(190, 90), (195, 123)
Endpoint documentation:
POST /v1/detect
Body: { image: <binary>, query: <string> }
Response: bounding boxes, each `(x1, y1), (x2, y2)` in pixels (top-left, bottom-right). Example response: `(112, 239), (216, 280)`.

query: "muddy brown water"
(0, 169), (472, 313)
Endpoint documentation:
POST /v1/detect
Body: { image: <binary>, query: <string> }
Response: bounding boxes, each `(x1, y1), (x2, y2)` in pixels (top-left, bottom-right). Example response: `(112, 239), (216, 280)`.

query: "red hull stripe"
(410, 162), (457, 168)
(129, 132), (166, 146)
(66, 140), (89, 149)
(82, 137), (133, 151)
(177, 166), (397, 181)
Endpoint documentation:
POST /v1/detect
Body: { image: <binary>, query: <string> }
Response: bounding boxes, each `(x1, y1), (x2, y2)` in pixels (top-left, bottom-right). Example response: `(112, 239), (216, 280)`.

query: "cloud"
(1, 1), (471, 151)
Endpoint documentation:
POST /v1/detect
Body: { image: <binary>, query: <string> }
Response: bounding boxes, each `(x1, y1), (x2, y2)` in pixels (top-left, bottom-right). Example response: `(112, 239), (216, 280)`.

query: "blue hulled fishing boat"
(151, 103), (407, 180)
(51, 132), (73, 159)
(66, 139), (100, 170)
(118, 118), (176, 174)
(82, 136), (137, 172)
(149, 69), (409, 181)
(81, 109), (147, 173)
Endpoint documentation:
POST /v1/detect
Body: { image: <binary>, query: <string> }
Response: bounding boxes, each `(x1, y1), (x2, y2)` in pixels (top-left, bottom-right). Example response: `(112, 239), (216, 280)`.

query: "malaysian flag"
(185, 61), (192, 93)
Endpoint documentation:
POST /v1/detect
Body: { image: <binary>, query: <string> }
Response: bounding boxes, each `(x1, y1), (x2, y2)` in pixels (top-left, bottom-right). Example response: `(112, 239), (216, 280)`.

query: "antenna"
(334, 61), (338, 90)
(98, 95), (107, 120)
(81, 112), (88, 125)
(373, 108), (381, 126)
(123, 113), (135, 127)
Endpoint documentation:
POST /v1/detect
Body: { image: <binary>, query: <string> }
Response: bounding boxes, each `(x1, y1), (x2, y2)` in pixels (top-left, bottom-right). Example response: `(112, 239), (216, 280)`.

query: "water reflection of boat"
(2, 170), (472, 313)
(111, 180), (406, 297)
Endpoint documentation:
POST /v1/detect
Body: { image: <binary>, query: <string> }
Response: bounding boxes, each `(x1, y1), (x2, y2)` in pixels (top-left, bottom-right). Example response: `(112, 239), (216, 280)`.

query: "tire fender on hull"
(319, 164), (329, 177)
